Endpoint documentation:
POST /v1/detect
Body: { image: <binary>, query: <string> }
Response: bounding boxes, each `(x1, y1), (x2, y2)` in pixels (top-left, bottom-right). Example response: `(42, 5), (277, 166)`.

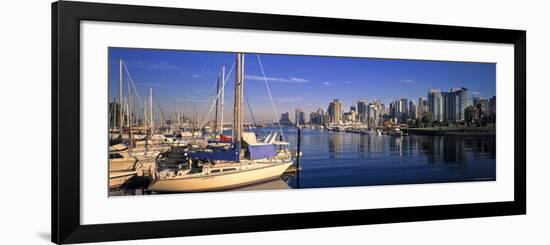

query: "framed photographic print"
(52, 1), (526, 244)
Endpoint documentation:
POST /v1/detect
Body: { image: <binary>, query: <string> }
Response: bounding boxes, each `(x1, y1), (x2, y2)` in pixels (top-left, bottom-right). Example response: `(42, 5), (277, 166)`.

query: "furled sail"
(189, 142), (240, 161)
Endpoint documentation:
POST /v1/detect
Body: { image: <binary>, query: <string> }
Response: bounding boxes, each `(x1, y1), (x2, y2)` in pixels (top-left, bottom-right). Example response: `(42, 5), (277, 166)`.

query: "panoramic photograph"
(107, 47), (496, 196)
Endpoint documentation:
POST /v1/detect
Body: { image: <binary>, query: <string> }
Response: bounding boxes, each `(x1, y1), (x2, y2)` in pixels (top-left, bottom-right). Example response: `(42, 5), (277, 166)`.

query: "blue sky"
(108, 47), (495, 122)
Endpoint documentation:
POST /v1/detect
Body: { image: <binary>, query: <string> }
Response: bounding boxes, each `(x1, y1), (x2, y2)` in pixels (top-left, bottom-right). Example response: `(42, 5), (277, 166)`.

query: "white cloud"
(288, 77), (309, 82)
(192, 74), (203, 79)
(472, 91), (482, 95)
(323, 82), (331, 86)
(245, 74), (309, 83)
(125, 60), (180, 71)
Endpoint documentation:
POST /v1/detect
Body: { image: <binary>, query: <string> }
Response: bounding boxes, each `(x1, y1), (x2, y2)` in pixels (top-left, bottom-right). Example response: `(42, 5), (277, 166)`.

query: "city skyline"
(109, 47), (496, 123)
(285, 89), (495, 126)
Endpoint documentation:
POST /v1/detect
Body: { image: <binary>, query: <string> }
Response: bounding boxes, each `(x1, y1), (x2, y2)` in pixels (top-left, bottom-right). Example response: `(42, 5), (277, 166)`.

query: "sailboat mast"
(240, 55), (245, 135)
(128, 79), (133, 152)
(150, 88), (154, 130)
(125, 99), (129, 128)
(119, 59), (123, 138)
(214, 73), (220, 134)
(220, 66), (225, 136)
(233, 53), (244, 161)
(144, 100), (148, 127)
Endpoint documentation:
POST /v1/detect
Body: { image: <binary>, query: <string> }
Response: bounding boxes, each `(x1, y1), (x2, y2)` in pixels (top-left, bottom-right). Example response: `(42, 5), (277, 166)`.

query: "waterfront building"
(279, 112), (293, 126)
(409, 100), (418, 119)
(488, 96), (496, 116)
(328, 99), (343, 124)
(488, 96), (496, 124)
(417, 97), (428, 118)
(378, 103), (387, 118)
(343, 111), (355, 123)
(309, 112), (317, 125)
(357, 99), (368, 123)
(322, 112), (330, 126)
(367, 104), (378, 127)
(398, 98), (408, 122)
(389, 101), (397, 118)
(317, 108), (326, 125)
(473, 97), (489, 117)
(295, 108), (305, 126)
(465, 105), (480, 122)
(428, 89), (444, 121)
(309, 108), (326, 125)
(394, 100), (401, 119)
(349, 106), (358, 122)
(442, 87), (468, 122)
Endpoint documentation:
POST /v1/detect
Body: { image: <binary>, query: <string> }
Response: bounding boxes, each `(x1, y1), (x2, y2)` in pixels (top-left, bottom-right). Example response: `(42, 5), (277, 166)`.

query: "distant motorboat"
(388, 128), (403, 136)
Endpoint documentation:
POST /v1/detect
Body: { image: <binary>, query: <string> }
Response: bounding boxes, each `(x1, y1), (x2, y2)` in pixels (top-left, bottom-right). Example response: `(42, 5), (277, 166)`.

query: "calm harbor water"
(250, 127), (496, 190)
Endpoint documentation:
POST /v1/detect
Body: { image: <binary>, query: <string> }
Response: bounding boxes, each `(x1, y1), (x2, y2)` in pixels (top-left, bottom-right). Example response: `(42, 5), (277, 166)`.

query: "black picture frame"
(52, 1), (526, 244)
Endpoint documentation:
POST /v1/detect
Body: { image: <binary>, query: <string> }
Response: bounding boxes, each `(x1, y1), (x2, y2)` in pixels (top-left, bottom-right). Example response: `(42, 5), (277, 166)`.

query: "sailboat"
(109, 60), (167, 188)
(148, 53), (294, 192)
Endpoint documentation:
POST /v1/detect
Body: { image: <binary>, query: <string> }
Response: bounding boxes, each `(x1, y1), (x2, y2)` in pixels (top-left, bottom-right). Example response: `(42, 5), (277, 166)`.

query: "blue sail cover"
(189, 142), (239, 161)
(248, 144), (277, 160)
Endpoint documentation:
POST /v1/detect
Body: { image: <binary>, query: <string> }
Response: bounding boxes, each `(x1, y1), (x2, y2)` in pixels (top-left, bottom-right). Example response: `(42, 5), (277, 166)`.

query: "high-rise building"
(299, 110), (305, 125)
(488, 96), (496, 124)
(442, 87), (468, 122)
(465, 105), (480, 122)
(418, 97), (428, 118)
(322, 112), (330, 126)
(357, 100), (368, 123)
(309, 108), (326, 125)
(279, 112), (293, 126)
(394, 100), (401, 119)
(309, 112), (317, 125)
(488, 96), (496, 116)
(428, 89), (444, 121)
(343, 111), (355, 123)
(399, 98), (408, 121)
(473, 97), (488, 117)
(367, 104), (378, 127)
(328, 99), (343, 124)
(295, 108), (305, 126)
(317, 108), (325, 125)
(378, 103), (387, 118)
(389, 101), (397, 119)
(409, 100), (418, 119)
(349, 105), (359, 122)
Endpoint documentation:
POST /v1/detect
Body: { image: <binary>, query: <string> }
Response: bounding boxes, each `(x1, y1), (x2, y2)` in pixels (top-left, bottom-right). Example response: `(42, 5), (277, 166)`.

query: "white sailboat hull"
(109, 171), (137, 189)
(109, 151), (159, 172)
(148, 161), (293, 192)
(109, 158), (136, 172)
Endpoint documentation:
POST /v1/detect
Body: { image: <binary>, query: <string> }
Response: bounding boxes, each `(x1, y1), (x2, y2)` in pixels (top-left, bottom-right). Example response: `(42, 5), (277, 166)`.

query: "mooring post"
(296, 127), (301, 188)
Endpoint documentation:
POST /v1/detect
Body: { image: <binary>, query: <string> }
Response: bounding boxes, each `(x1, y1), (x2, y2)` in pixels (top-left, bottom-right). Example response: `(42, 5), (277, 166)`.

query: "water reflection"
(257, 128), (496, 190)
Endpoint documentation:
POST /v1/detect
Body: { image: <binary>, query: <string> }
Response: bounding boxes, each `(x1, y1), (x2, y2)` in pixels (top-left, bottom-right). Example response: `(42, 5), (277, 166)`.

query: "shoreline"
(404, 127), (496, 136)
